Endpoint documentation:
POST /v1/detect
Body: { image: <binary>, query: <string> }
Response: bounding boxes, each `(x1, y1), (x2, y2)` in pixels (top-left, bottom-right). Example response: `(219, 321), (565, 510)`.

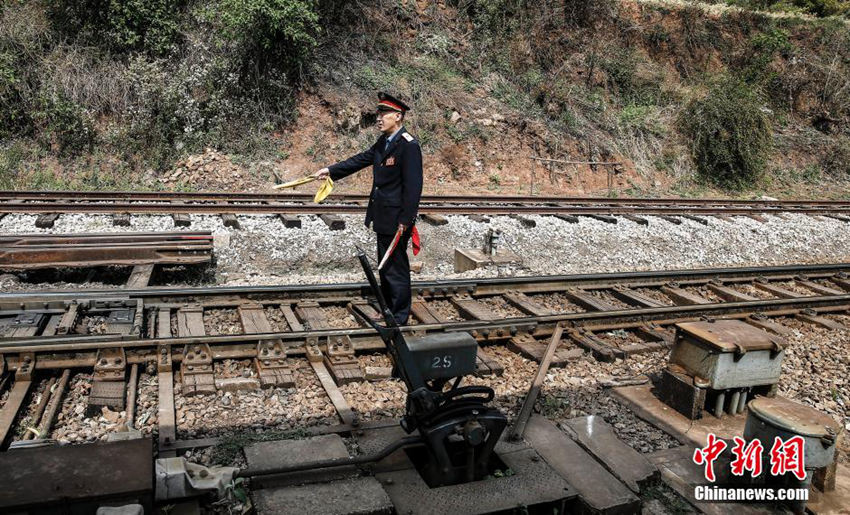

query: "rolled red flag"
(411, 226), (421, 256)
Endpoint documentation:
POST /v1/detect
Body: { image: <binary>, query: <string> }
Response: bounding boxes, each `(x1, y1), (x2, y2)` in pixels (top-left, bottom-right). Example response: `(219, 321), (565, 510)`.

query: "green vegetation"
(0, 0), (848, 194)
(722, 0), (850, 17)
(681, 78), (772, 189)
(49, 0), (186, 56)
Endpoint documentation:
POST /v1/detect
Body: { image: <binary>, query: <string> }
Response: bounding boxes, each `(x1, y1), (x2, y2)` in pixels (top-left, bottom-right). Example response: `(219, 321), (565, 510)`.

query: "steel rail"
(3, 190), (850, 208)
(2, 294), (850, 355)
(4, 201), (850, 216)
(2, 262), (848, 303)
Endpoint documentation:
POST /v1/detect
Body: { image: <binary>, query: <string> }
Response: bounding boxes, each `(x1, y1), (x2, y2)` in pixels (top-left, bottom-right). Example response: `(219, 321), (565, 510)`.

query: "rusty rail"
(0, 232), (214, 270)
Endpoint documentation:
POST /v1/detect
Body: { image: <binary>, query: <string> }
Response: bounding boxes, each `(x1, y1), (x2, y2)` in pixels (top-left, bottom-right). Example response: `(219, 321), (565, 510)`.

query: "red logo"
(694, 433), (806, 482)
(693, 433), (728, 482)
(730, 436), (764, 477)
(769, 436), (806, 481)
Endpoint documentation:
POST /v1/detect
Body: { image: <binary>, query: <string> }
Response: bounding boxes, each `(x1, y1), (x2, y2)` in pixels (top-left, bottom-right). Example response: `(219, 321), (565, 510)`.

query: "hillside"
(1, 0), (848, 198)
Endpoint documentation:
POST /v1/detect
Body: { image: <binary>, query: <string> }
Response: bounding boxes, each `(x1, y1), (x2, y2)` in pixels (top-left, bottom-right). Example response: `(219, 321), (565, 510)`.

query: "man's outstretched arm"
(313, 141), (378, 181)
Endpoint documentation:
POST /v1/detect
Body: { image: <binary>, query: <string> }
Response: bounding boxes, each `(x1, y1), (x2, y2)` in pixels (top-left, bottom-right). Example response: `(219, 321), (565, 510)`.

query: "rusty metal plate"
(748, 396), (841, 438)
(89, 379), (127, 410)
(675, 319), (785, 352)
(0, 438), (152, 510)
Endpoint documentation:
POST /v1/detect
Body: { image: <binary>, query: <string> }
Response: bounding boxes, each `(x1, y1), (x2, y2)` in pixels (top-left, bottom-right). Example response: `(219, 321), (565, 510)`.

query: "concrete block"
(244, 434), (354, 488)
(365, 366), (392, 380)
(215, 377), (260, 392)
(253, 476), (392, 515)
(454, 248), (521, 273)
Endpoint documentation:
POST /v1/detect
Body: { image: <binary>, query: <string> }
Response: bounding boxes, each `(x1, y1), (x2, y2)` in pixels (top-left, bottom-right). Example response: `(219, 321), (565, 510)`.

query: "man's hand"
(398, 223), (408, 232)
(313, 168), (330, 180)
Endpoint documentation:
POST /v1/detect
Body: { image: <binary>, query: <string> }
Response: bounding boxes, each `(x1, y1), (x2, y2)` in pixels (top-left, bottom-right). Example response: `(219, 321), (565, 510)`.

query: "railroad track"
(3, 262), (850, 454)
(3, 191), (850, 221)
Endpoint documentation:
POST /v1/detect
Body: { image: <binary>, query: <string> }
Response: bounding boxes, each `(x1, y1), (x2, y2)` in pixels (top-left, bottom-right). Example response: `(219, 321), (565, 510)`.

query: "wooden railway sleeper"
(254, 340), (295, 388)
(181, 343), (215, 396)
(88, 347), (127, 415)
(324, 334), (362, 385)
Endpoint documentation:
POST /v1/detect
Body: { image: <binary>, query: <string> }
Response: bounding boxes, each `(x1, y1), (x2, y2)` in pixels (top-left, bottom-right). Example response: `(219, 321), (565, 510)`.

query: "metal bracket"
(93, 347), (127, 381)
(181, 343), (215, 396)
(16, 352), (35, 381)
(12, 313), (44, 328)
(182, 344), (213, 375)
(254, 341), (295, 388)
(57, 301), (80, 335)
(257, 339), (287, 361)
(326, 335), (355, 360)
(305, 337), (323, 363)
(158, 345), (173, 373)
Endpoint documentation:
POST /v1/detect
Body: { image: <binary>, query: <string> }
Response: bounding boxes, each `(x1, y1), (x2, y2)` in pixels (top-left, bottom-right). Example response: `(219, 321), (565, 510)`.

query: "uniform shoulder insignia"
(402, 132), (414, 142)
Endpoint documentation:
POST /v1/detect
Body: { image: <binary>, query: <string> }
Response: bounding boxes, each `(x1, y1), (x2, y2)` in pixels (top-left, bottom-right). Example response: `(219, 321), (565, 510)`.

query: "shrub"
(0, 51), (30, 138)
(680, 78), (772, 189)
(212, 0), (320, 74)
(33, 88), (94, 156)
(820, 136), (850, 176)
(49, 0), (186, 56)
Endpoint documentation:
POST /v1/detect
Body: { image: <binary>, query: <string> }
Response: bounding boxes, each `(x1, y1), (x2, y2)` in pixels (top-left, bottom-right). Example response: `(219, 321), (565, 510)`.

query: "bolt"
(264, 360), (271, 366)
(274, 349), (281, 355)
(187, 353), (195, 360)
(531, 455), (540, 462)
(496, 328), (504, 337)
(194, 346), (201, 353)
(201, 354), (207, 360)
(510, 326), (517, 336)
(114, 358), (122, 365)
(160, 348), (167, 355)
(100, 359), (107, 366)
(262, 349), (269, 355)
(24, 356), (32, 364)
(277, 360), (284, 364)
(187, 365), (194, 371)
(384, 478), (394, 485)
(336, 336), (342, 344)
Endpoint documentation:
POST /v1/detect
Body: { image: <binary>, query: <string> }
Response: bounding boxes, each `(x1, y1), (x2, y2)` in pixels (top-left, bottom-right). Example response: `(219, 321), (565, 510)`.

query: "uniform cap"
(377, 92), (410, 113)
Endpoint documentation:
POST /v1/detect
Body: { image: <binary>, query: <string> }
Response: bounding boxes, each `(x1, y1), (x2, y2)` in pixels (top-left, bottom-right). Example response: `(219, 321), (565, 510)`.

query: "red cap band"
(378, 100), (404, 112)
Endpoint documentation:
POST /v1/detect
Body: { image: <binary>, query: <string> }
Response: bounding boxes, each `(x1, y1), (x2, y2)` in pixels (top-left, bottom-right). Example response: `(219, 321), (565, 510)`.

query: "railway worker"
(313, 92), (423, 325)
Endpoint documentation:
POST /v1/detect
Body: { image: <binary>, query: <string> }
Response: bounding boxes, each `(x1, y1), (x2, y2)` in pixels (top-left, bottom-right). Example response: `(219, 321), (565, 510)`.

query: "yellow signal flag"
(314, 177), (334, 203)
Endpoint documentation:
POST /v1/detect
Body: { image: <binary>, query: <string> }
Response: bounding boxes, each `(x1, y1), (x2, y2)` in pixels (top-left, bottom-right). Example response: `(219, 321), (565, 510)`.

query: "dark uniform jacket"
(328, 127), (423, 235)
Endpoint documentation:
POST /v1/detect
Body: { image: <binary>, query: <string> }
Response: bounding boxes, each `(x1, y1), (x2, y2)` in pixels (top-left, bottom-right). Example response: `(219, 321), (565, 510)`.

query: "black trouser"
(376, 229), (412, 325)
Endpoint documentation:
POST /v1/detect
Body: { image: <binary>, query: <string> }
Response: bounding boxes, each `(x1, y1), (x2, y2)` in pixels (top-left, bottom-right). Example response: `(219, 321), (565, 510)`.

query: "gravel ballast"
(2, 213), (850, 285)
